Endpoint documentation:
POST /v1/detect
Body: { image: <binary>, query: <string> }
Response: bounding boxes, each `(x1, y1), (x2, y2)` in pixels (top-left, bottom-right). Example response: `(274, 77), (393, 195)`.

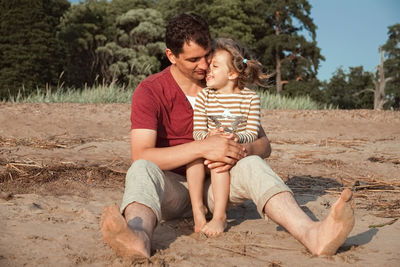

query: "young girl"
(186, 38), (270, 236)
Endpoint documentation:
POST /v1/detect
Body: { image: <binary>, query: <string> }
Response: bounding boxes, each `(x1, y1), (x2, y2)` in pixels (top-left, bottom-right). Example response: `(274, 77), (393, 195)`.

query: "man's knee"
(130, 159), (159, 170)
(231, 155), (281, 184)
(126, 159), (163, 184)
(235, 155), (264, 169)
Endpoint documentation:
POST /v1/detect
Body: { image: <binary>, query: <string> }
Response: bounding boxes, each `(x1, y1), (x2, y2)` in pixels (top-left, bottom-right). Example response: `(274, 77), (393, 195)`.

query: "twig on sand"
(5, 163), (28, 175)
(207, 242), (297, 260)
(324, 189), (342, 194)
(245, 243), (298, 251)
(99, 157), (127, 174)
(78, 145), (97, 151)
(352, 180), (400, 192)
(99, 157), (119, 168)
(369, 218), (398, 228)
(54, 144), (68, 148)
(206, 244), (263, 260)
(361, 189), (400, 193)
(8, 162), (43, 168)
(106, 167), (127, 174)
(61, 161), (76, 165)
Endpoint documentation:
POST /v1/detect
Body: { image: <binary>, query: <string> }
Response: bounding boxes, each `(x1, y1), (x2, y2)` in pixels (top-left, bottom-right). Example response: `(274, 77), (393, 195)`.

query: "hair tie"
(243, 58), (248, 64)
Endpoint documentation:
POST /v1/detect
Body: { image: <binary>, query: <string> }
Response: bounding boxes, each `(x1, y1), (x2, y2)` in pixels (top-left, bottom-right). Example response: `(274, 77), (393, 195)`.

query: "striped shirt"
(193, 87), (261, 143)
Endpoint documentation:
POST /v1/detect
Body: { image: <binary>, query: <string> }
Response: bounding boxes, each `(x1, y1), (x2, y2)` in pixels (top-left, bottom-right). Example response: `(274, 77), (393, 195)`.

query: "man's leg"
(220, 155), (354, 256)
(101, 159), (191, 258)
(264, 189), (354, 255)
(101, 203), (155, 258)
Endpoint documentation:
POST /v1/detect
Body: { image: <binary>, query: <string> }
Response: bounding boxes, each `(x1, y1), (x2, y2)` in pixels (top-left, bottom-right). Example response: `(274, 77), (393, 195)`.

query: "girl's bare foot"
(201, 216), (227, 237)
(100, 205), (150, 259)
(193, 205), (208, 232)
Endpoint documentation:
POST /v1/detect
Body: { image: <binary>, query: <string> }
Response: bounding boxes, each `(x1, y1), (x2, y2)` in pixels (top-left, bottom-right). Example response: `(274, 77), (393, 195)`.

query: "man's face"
(170, 41), (211, 81)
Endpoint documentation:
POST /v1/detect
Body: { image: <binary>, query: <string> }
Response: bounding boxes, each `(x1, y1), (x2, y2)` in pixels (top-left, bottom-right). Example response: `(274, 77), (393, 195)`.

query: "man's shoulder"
(140, 67), (172, 86)
(133, 67), (175, 100)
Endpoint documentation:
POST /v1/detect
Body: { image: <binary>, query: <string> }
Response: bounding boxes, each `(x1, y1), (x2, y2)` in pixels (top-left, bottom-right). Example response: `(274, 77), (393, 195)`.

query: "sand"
(0, 103), (399, 266)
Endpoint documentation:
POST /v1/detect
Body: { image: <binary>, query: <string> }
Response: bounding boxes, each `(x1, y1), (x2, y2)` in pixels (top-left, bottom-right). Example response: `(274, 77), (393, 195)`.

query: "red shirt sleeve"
(131, 81), (159, 130)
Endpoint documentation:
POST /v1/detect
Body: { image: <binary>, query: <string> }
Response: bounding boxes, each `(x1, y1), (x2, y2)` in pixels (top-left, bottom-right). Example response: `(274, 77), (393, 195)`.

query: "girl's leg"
(186, 159), (207, 232)
(202, 170), (230, 236)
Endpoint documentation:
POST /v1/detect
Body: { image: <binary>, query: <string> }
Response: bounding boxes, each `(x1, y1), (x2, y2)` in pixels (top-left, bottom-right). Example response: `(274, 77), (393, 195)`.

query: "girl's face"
(206, 50), (234, 90)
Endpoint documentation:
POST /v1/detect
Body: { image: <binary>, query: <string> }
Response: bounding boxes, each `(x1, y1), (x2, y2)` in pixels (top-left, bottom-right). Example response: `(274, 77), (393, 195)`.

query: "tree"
(57, 0), (110, 87)
(353, 24), (399, 110)
(322, 66), (374, 109)
(348, 66), (374, 109)
(0, 0), (70, 98)
(58, 0), (157, 88)
(323, 68), (351, 109)
(155, 0), (264, 69)
(381, 23), (400, 110)
(156, 0), (324, 98)
(259, 0), (324, 94)
(372, 48), (392, 109)
(96, 8), (165, 87)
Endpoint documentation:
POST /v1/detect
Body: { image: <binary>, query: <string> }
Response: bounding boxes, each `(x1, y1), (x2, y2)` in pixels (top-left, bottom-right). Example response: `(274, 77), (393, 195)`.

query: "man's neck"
(170, 65), (205, 97)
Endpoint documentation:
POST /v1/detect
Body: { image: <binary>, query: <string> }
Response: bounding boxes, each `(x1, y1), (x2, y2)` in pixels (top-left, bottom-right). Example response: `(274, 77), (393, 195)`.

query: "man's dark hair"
(166, 13), (211, 56)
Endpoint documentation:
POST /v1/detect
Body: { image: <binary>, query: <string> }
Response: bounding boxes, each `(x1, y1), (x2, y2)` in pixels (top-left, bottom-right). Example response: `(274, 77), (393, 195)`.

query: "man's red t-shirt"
(131, 66), (194, 174)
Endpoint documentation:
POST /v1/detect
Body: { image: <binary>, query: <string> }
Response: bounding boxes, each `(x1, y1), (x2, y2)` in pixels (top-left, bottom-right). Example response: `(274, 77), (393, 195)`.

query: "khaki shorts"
(120, 155), (292, 223)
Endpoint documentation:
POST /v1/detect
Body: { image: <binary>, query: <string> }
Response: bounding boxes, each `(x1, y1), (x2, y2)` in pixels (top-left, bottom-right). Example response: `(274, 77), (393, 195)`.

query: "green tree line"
(0, 0), (399, 109)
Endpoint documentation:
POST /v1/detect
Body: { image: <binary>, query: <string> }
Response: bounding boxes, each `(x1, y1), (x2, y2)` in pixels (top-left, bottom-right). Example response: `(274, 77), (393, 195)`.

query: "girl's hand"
(221, 132), (238, 142)
(207, 127), (224, 137)
(204, 160), (233, 173)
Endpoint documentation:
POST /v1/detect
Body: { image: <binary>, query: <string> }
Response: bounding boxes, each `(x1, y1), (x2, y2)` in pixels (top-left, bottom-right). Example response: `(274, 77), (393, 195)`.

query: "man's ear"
(166, 48), (177, 64)
(228, 71), (239, 80)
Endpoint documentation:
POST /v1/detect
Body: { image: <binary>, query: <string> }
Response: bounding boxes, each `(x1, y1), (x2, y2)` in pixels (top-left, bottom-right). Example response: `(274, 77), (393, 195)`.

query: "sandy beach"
(1, 103), (399, 266)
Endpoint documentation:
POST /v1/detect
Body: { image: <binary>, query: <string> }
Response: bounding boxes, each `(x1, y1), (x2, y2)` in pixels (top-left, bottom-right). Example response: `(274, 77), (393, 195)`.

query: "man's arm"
(130, 129), (245, 171)
(242, 126), (271, 158)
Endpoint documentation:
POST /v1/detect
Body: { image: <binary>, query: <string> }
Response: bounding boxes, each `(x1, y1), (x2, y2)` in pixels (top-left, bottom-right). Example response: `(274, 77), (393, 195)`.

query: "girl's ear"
(166, 48), (177, 64)
(228, 71), (239, 80)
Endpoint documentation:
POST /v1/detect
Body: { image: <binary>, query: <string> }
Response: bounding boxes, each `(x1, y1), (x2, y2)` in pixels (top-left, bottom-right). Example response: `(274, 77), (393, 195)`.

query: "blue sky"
(69, 0), (399, 81)
(309, 0), (400, 81)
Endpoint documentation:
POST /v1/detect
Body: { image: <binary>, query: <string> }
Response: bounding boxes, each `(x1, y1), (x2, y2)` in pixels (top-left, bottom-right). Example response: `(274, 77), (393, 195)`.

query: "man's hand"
(202, 126), (270, 173)
(204, 142), (247, 173)
(201, 133), (246, 173)
(201, 134), (245, 166)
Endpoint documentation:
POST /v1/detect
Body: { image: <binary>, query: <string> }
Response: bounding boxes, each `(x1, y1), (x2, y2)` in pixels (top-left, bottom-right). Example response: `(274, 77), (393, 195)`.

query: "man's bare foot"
(308, 188), (355, 255)
(100, 205), (151, 259)
(201, 216), (227, 237)
(193, 205), (207, 232)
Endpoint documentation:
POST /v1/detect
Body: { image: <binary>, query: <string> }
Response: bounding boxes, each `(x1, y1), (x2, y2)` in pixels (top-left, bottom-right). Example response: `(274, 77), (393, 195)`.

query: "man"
(100, 13), (355, 259)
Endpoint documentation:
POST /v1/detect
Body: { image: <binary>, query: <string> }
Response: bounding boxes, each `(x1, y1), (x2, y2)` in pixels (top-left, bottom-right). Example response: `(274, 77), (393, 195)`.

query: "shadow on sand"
(152, 174), (373, 255)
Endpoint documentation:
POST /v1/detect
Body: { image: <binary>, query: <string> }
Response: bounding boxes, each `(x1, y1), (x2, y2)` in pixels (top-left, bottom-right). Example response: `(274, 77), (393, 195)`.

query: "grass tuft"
(5, 83), (133, 104)
(256, 90), (335, 110)
(3, 85), (334, 110)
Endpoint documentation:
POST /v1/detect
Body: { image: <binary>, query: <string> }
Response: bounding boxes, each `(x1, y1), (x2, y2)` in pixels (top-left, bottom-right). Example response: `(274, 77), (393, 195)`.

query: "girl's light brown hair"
(213, 38), (271, 89)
